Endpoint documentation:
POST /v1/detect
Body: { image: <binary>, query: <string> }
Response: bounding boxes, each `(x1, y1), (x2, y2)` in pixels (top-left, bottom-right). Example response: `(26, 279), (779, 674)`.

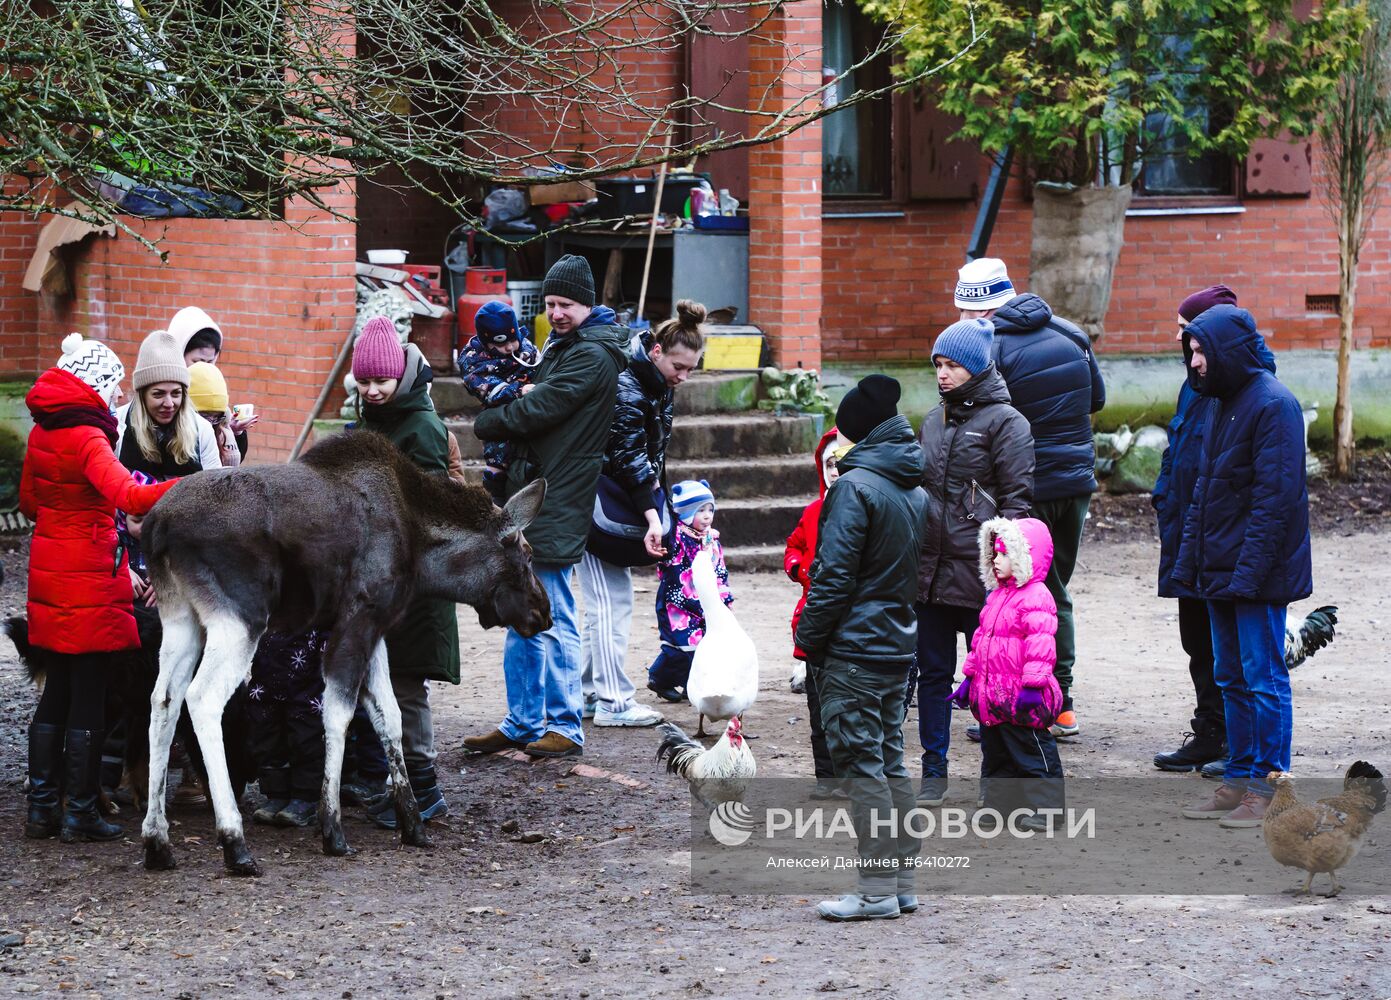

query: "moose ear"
(501, 478), (545, 535)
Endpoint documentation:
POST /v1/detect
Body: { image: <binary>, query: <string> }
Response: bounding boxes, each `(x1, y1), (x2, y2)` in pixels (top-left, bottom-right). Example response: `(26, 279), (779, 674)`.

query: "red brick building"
(0, 2), (1382, 459)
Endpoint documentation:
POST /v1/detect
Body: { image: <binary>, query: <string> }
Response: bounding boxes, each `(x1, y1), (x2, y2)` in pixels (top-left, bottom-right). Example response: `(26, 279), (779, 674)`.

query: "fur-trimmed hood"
(979, 516), (1053, 591)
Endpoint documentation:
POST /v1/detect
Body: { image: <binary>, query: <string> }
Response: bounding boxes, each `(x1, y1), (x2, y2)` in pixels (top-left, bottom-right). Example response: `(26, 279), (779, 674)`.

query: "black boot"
(25, 724), (64, 839)
(1200, 754), (1229, 780)
(1153, 726), (1226, 772)
(408, 765), (449, 822)
(60, 730), (123, 843)
(253, 766), (292, 826)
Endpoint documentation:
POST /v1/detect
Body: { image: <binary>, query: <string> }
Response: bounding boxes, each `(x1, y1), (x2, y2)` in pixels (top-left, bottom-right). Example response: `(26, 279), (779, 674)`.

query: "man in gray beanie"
(954, 260), (1104, 739)
(467, 252), (630, 760)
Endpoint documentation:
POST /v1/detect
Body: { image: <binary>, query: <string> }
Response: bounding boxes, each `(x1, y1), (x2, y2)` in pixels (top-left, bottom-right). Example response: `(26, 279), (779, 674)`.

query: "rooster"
(1264, 761), (1386, 897)
(656, 717), (756, 811)
(1285, 605), (1338, 670)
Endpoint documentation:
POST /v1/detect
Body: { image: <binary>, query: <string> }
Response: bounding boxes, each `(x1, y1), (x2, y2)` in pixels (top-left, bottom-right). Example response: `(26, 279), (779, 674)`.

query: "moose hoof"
(322, 829), (354, 858)
(220, 837), (262, 877)
(403, 825), (433, 849)
(143, 838), (177, 871)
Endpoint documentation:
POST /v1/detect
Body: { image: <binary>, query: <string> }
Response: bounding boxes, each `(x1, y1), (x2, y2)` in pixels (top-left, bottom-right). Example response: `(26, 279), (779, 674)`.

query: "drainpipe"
(965, 147), (1013, 263)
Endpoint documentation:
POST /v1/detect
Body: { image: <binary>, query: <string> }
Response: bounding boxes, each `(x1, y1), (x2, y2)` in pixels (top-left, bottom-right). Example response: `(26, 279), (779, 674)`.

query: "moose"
(139, 431), (550, 876)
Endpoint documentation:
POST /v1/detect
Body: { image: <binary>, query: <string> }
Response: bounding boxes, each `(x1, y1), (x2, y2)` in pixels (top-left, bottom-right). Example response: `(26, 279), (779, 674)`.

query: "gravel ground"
(0, 500), (1389, 998)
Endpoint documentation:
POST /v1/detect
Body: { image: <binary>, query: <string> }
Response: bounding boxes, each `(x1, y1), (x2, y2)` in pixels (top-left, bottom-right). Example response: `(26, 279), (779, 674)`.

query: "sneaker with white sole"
(582, 698), (598, 720)
(593, 704), (664, 727)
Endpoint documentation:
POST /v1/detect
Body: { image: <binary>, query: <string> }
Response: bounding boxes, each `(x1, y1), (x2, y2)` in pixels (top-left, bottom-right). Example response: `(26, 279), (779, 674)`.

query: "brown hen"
(1263, 761), (1386, 896)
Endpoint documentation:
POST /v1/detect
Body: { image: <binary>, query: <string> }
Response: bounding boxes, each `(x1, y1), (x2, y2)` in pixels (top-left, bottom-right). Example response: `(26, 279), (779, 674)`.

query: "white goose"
(685, 543), (759, 736)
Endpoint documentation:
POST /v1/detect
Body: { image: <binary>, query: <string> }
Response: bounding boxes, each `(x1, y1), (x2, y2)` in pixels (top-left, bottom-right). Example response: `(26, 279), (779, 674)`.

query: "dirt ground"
(1, 472), (1390, 998)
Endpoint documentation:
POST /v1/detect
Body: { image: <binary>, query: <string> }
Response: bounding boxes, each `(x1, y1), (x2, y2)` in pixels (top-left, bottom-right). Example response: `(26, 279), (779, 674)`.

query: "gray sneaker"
(815, 893), (901, 921)
(593, 704), (664, 727)
(582, 698), (598, 720)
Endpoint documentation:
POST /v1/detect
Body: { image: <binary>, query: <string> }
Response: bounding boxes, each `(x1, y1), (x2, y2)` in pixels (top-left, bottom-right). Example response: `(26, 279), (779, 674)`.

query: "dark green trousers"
(1029, 494), (1090, 702)
(814, 656), (919, 894)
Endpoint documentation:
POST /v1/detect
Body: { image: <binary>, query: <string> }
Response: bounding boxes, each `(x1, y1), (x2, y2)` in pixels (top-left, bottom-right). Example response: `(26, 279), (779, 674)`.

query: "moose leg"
(142, 608), (202, 871)
(361, 640), (429, 849)
(317, 675), (357, 858)
(185, 616), (259, 877)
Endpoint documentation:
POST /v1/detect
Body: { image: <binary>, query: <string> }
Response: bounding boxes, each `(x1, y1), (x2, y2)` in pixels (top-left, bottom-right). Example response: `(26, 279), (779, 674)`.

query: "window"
(1133, 35), (1235, 200)
(821, 2), (892, 199)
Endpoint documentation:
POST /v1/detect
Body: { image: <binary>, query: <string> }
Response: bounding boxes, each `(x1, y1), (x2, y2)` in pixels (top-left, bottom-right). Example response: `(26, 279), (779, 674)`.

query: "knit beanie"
(542, 253), (595, 307)
(168, 306), (223, 354)
(132, 329), (191, 391)
(932, 319), (995, 376)
(476, 300), (521, 345)
(671, 479), (716, 524)
(835, 374), (901, 444)
(56, 332), (125, 406)
(352, 316), (407, 381)
(954, 257), (1015, 311)
(187, 361), (229, 413)
(1179, 284), (1238, 323)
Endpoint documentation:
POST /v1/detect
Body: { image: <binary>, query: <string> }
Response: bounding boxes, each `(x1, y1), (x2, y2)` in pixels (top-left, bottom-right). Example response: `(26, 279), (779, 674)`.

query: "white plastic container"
(366, 249), (409, 265)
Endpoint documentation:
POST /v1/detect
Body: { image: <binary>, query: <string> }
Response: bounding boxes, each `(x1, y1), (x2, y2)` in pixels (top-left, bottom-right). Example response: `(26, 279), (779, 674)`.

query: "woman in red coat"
(22, 335), (178, 843)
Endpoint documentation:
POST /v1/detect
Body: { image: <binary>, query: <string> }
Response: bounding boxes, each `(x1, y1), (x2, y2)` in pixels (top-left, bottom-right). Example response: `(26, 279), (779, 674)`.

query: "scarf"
(33, 403), (119, 447)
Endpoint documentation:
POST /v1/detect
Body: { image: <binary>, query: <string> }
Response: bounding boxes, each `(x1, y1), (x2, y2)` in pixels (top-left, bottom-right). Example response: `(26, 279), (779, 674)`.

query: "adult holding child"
(465, 254), (629, 759)
(581, 300), (707, 728)
(914, 319), (1034, 805)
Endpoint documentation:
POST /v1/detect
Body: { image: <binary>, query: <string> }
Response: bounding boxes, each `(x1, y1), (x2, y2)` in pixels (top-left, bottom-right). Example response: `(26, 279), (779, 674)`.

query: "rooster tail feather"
(1345, 760), (1387, 815)
(1299, 605), (1338, 654)
(3, 616), (42, 686)
(656, 722), (703, 777)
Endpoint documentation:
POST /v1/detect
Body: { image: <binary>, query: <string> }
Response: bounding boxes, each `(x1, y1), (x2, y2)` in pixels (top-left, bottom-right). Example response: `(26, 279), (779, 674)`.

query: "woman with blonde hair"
(116, 329), (221, 479)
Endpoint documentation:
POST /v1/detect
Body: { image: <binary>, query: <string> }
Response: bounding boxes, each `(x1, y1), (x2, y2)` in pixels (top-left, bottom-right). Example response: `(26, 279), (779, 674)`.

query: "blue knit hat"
(671, 479), (716, 524)
(932, 319), (995, 376)
(475, 300), (521, 345)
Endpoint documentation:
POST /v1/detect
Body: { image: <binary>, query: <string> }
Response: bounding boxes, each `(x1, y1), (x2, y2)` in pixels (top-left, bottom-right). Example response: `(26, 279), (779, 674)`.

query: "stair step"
(661, 456), (814, 499)
(707, 495), (811, 549)
(719, 544), (788, 573)
(430, 371), (759, 420)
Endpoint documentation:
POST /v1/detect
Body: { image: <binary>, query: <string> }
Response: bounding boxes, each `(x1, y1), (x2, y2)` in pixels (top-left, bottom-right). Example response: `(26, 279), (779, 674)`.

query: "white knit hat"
(954, 258), (1016, 311)
(56, 333), (125, 406)
(167, 306), (223, 354)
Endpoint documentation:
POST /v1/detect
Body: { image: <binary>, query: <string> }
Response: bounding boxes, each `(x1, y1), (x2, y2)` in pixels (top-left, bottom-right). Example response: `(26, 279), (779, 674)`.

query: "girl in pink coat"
(951, 517), (1065, 823)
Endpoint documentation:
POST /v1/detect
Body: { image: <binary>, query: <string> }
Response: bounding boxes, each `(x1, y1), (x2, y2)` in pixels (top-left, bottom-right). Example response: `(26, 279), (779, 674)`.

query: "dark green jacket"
(360, 344), (461, 684)
(795, 415), (929, 674)
(473, 309), (629, 566)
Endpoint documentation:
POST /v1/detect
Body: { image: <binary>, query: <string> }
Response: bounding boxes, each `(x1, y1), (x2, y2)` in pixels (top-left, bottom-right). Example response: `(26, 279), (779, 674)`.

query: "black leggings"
(31, 652), (110, 731)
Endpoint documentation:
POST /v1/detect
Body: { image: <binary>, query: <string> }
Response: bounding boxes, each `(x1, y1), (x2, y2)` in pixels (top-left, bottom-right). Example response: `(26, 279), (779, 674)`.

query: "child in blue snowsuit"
(647, 480), (734, 702)
(457, 300), (540, 501)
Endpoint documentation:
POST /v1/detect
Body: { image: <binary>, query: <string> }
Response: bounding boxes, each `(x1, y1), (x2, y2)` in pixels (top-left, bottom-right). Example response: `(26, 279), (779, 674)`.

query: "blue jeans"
(1207, 600), (1291, 797)
(914, 602), (979, 778)
(499, 564), (583, 746)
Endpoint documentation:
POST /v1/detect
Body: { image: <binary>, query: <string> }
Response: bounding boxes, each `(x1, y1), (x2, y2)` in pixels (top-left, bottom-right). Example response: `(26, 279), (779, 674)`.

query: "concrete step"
(706, 495), (810, 550)
(443, 410), (821, 463)
(720, 544), (788, 574)
(430, 371), (759, 419)
(447, 455), (815, 502)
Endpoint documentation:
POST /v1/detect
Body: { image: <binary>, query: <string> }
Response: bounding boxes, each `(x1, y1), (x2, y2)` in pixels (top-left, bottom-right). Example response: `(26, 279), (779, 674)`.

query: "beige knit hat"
(132, 329), (191, 391)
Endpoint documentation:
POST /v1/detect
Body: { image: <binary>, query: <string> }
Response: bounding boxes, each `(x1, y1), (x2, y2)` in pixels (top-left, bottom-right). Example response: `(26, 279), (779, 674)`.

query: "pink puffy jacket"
(960, 517), (1063, 729)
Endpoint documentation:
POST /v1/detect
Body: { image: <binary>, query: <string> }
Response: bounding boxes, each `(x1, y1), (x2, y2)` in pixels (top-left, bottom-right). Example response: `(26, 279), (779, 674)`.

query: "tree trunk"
(1334, 229), (1358, 478)
(1028, 182), (1133, 341)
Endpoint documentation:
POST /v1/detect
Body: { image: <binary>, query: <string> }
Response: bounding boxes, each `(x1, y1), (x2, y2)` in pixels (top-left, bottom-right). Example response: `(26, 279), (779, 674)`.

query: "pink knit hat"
(352, 317), (406, 381)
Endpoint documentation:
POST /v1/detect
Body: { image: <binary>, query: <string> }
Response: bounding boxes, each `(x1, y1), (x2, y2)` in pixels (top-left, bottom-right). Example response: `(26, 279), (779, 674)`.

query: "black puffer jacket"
(991, 294), (1105, 502)
(602, 333), (675, 513)
(795, 415), (929, 674)
(917, 365), (1034, 609)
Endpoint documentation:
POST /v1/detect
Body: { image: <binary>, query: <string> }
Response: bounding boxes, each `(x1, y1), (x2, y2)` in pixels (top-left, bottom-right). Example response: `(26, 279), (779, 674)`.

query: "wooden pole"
(636, 133), (674, 323)
(289, 323), (358, 462)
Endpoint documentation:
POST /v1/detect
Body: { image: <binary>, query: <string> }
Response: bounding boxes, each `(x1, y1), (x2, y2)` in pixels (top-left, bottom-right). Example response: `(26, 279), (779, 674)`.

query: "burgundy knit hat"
(1179, 285), (1238, 322)
(352, 317), (406, 381)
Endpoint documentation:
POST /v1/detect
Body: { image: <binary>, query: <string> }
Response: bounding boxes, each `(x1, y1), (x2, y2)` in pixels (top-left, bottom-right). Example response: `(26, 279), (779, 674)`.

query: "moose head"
(418, 478), (552, 638)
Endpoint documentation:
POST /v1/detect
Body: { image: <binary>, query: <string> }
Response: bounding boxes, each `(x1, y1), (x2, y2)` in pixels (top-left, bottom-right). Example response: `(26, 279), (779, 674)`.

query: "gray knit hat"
(542, 253), (595, 307)
(132, 329), (191, 391)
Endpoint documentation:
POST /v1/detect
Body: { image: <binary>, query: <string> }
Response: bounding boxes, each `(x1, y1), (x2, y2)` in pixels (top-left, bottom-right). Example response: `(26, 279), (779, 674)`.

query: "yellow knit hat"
(187, 361), (229, 413)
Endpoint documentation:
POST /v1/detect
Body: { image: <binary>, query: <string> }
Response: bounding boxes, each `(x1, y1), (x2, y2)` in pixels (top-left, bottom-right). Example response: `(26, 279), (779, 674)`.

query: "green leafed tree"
(861, 0), (1367, 338)
(1318, 0), (1391, 478)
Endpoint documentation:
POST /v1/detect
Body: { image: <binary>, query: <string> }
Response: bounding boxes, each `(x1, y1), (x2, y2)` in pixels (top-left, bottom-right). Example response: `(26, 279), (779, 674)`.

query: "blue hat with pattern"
(671, 479), (716, 524)
(932, 319), (995, 377)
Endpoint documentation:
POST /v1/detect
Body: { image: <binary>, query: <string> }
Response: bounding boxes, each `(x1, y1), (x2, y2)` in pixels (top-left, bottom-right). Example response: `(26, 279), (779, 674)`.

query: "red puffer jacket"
(21, 369), (179, 654)
(784, 426), (841, 661)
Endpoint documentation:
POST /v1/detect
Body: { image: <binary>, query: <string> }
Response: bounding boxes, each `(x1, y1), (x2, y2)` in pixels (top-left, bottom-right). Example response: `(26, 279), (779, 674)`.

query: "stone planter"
(1029, 182), (1133, 342)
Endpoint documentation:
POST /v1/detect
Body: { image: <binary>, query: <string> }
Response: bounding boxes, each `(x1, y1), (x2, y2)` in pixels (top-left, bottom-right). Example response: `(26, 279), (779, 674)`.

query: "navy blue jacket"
(1153, 333), (1276, 598)
(1173, 305), (1312, 605)
(990, 294), (1106, 502)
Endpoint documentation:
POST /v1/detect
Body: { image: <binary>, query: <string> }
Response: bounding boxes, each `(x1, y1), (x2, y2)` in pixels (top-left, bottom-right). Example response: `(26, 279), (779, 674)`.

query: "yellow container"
(702, 334), (763, 370)
(533, 312), (551, 349)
